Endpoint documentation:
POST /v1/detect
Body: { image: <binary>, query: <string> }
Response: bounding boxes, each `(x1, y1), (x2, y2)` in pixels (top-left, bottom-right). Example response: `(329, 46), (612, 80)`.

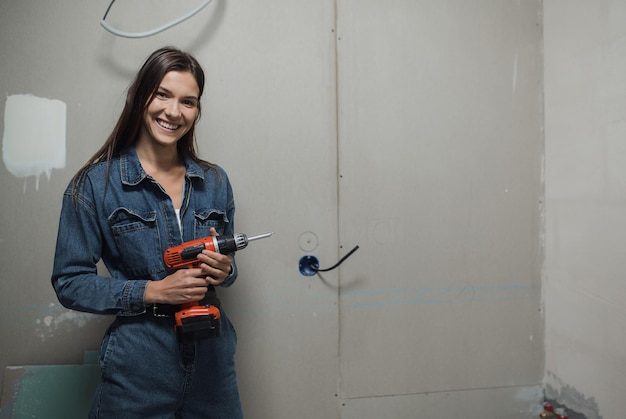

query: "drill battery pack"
(175, 304), (221, 339)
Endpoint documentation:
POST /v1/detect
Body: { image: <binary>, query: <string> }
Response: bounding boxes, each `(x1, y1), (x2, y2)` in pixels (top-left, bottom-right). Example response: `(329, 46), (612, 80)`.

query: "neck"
(135, 142), (182, 172)
(136, 147), (184, 176)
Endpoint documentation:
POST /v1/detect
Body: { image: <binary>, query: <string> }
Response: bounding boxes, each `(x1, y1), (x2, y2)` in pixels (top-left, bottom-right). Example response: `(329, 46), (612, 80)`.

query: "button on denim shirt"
(52, 146), (237, 316)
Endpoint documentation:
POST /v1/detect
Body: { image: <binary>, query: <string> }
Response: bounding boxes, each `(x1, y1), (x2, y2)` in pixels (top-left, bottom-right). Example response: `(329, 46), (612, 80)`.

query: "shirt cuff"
(122, 280), (149, 315)
(221, 263), (237, 287)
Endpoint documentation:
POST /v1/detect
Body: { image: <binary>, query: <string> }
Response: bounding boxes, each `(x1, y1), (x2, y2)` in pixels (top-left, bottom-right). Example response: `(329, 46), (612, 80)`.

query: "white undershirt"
(174, 208), (182, 232)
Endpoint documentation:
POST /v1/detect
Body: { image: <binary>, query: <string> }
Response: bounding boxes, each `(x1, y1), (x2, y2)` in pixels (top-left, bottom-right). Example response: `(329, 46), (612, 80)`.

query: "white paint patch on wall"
(2, 94), (66, 190)
(34, 303), (97, 341)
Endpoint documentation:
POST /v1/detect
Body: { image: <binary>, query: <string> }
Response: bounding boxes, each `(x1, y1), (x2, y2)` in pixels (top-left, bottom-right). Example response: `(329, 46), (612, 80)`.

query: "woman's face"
(139, 71), (200, 149)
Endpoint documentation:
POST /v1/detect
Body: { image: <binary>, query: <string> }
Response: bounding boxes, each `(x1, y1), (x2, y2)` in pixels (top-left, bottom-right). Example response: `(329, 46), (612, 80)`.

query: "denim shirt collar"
(119, 146), (206, 186)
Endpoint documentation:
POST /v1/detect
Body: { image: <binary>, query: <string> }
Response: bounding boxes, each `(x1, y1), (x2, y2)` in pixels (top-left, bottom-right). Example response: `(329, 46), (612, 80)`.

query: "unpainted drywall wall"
(544, 1), (626, 418)
(336, 1), (544, 414)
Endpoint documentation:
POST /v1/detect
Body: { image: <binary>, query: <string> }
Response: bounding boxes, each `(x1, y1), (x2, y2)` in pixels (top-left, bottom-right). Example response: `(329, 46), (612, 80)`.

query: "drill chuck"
(214, 232), (273, 254)
(234, 233), (248, 250)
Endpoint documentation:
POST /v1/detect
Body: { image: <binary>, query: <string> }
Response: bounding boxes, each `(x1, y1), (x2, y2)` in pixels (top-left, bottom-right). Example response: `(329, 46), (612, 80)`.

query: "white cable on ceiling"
(100, 0), (214, 39)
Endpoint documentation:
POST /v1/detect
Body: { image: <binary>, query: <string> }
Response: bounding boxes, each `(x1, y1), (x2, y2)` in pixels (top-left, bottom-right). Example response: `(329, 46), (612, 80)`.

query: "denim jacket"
(51, 146), (237, 317)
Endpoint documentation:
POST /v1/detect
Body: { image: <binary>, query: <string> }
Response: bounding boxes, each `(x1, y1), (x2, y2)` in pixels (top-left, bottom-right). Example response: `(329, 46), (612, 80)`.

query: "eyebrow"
(157, 86), (199, 101)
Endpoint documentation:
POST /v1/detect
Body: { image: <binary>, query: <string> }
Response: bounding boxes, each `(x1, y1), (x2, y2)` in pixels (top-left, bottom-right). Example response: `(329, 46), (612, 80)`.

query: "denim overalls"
(52, 146), (243, 418)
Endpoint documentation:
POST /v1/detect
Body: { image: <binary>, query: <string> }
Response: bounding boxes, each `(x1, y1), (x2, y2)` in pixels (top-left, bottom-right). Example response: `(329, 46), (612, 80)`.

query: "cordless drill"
(163, 232), (272, 339)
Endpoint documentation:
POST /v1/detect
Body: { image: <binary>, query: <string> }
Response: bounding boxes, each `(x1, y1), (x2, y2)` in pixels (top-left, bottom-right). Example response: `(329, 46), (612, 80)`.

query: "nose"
(165, 102), (181, 119)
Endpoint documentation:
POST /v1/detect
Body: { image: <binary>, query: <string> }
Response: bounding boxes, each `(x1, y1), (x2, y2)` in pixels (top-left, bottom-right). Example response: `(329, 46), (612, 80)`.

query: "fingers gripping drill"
(163, 232), (272, 338)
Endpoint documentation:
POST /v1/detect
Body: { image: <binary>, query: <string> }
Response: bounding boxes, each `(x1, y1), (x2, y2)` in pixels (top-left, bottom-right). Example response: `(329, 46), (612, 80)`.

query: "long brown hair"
(71, 46), (215, 197)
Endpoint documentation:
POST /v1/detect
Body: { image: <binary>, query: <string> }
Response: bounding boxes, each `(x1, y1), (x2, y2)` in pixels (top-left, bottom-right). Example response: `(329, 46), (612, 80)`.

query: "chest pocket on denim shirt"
(193, 209), (229, 239)
(109, 208), (163, 277)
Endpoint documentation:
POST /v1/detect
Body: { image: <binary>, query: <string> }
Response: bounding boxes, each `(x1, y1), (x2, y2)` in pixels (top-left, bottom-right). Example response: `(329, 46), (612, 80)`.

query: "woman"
(51, 47), (243, 418)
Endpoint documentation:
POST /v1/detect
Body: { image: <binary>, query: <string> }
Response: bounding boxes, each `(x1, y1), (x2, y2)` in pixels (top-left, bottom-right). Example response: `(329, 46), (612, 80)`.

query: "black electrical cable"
(102, 0), (116, 20)
(313, 245), (360, 272)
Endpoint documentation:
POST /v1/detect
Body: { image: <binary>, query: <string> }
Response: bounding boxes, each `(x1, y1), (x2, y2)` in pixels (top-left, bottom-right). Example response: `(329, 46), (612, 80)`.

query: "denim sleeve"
(51, 183), (148, 316)
(219, 170), (238, 288)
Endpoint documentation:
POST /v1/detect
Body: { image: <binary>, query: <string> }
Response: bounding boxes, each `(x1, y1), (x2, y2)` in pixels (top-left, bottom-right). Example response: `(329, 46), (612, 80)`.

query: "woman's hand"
(196, 249), (232, 286)
(144, 268), (212, 305)
(196, 227), (233, 286)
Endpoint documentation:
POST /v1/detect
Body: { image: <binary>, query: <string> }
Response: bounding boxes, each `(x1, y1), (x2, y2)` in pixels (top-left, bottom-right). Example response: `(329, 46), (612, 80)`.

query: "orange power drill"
(163, 232), (272, 338)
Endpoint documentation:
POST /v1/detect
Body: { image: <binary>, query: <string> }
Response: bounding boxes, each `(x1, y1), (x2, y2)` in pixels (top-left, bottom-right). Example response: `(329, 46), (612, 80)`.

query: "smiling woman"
(51, 47), (243, 419)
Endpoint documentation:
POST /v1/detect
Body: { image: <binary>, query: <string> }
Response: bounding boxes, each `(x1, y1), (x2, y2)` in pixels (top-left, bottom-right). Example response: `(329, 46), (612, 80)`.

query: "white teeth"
(157, 119), (179, 130)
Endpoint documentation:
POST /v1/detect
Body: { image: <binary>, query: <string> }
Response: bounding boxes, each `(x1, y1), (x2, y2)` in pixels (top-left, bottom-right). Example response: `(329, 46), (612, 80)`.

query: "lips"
(156, 119), (180, 131)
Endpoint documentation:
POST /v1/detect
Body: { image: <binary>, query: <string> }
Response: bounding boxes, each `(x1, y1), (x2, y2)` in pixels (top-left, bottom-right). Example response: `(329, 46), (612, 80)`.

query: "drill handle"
(198, 285), (221, 307)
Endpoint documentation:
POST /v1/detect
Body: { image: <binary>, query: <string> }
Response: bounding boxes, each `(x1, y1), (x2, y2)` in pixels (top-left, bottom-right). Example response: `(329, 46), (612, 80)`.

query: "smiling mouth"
(157, 119), (180, 131)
